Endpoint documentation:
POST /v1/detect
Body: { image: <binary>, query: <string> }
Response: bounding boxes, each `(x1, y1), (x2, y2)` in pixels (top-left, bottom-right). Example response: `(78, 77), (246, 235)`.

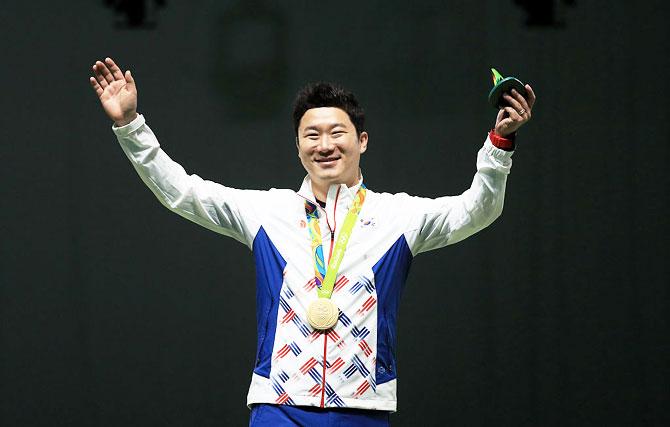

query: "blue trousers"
(249, 404), (391, 426)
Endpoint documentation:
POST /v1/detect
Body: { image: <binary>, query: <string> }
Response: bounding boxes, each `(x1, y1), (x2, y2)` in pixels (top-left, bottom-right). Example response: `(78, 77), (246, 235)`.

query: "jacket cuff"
(112, 113), (146, 137)
(488, 130), (515, 151)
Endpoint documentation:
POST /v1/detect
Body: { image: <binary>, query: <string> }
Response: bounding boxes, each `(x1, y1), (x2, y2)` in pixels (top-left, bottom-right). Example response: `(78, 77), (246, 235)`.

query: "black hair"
(292, 82), (365, 137)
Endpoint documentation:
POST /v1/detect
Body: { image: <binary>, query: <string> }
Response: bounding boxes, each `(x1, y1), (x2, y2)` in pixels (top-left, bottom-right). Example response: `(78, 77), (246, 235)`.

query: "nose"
(316, 135), (335, 152)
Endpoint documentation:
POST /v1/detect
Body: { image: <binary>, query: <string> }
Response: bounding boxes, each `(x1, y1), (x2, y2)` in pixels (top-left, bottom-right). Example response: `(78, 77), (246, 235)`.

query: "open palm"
(89, 57), (138, 126)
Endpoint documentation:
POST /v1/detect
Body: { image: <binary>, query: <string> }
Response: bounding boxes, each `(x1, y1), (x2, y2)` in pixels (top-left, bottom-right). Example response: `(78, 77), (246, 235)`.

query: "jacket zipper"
(320, 187), (340, 407)
(324, 187), (339, 262)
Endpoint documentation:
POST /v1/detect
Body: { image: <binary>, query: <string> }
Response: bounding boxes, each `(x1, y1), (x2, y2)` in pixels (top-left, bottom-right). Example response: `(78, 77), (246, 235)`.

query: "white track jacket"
(113, 114), (514, 412)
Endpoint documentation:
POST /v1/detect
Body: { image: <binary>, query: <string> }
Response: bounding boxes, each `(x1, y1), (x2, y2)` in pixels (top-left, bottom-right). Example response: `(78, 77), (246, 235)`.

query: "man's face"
(296, 107), (368, 190)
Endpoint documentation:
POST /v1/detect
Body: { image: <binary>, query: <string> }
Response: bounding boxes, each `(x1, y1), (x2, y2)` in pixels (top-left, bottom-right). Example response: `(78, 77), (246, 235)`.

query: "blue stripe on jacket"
(372, 236), (413, 385)
(252, 227), (286, 378)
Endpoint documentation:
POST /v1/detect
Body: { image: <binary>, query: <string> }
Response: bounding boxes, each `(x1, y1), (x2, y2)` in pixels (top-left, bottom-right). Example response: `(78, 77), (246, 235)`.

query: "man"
(89, 57), (535, 426)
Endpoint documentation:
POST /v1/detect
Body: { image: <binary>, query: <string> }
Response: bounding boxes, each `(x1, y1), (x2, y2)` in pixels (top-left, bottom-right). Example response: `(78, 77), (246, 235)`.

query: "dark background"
(1, 1), (669, 426)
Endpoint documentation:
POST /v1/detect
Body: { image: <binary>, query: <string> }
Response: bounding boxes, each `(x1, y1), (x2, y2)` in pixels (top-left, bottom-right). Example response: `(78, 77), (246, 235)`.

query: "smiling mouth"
(315, 157), (340, 163)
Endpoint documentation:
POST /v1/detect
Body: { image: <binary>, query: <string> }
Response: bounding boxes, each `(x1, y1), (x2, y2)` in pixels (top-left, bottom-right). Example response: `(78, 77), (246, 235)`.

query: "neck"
(311, 182), (329, 203)
(310, 173), (360, 202)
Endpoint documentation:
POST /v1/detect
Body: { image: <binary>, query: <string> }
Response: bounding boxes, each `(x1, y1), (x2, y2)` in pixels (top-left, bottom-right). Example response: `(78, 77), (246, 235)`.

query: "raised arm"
(89, 58), (262, 247)
(406, 84), (536, 254)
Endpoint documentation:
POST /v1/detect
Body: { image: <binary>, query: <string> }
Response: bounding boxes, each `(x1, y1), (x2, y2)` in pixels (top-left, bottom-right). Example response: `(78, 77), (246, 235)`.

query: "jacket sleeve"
(112, 114), (262, 249)
(403, 136), (514, 255)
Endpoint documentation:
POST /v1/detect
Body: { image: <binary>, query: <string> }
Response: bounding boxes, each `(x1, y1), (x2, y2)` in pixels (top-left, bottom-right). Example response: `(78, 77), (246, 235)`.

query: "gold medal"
(306, 298), (339, 330)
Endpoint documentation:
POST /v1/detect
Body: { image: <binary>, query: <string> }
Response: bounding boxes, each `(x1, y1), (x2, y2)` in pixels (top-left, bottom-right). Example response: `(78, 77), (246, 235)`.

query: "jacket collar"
(297, 173), (364, 209)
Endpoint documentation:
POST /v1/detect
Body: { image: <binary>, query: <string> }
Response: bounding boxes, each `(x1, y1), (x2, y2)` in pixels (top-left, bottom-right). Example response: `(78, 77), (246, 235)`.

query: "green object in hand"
(488, 68), (527, 109)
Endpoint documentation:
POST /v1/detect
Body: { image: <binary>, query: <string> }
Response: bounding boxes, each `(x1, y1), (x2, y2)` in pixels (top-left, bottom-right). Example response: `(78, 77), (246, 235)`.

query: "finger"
(511, 88), (530, 113)
(503, 106), (523, 122)
(104, 57), (125, 81)
(92, 63), (108, 88)
(124, 69), (134, 85)
(95, 60), (115, 84)
(525, 84), (536, 109)
(89, 76), (104, 96)
(503, 93), (525, 115)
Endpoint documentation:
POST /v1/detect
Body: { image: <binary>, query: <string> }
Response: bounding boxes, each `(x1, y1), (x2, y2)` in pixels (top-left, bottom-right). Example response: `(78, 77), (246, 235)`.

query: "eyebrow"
(303, 123), (348, 132)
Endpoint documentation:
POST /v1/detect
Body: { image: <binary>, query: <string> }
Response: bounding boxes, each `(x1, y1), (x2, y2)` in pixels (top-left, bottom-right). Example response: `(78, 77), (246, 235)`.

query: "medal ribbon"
(304, 185), (367, 299)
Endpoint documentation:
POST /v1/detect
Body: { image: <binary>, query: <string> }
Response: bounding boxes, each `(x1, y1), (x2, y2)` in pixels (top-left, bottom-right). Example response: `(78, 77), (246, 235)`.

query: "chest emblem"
(359, 217), (376, 228)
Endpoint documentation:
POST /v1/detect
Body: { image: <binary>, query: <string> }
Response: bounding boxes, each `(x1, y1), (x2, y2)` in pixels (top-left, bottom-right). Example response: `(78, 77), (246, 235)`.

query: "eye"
(305, 133), (318, 139)
(332, 131), (346, 137)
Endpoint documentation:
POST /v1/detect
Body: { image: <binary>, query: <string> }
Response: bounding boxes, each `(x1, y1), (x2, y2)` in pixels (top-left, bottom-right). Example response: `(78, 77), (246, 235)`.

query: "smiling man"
(90, 57), (535, 426)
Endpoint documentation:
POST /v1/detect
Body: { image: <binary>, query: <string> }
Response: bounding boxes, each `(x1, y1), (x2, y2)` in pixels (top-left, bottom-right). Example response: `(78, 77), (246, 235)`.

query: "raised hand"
(494, 84), (536, 137)
(89, 57), (138, 127)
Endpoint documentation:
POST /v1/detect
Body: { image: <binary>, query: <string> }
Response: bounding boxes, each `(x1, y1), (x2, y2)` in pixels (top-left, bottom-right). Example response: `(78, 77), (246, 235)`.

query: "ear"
(295, 136), (300, 156)
(358, 131), (369, 154)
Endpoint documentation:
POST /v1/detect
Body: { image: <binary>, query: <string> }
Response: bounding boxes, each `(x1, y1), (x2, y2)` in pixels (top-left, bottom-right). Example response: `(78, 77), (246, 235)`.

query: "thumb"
(496, 109), (504, 122)
(495, 108), (506, 125)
